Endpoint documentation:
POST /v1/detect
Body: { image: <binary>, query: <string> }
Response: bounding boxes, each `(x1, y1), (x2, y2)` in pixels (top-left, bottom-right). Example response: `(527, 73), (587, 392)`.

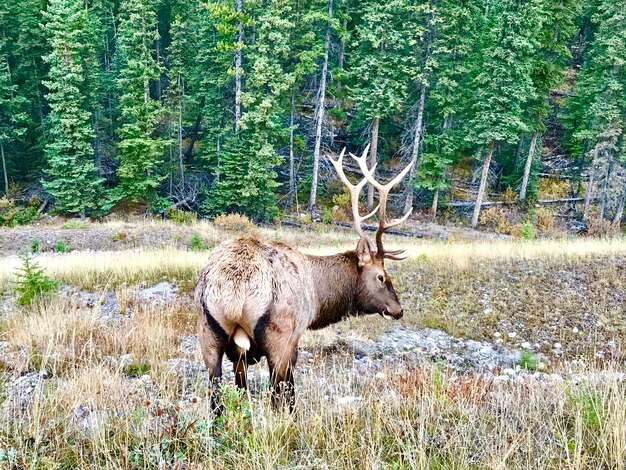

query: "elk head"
(327, 145), (413, 320)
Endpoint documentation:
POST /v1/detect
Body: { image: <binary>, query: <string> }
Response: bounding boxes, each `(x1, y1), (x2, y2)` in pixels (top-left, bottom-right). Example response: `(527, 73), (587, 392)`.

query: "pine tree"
(466, 0), (542, 227)
(115, 0), (167, 207)
(41, 0), (107, 216)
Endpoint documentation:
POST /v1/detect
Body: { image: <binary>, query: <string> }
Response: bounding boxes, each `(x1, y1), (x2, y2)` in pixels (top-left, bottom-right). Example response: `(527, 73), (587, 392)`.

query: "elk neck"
(306, 251), (360, 330)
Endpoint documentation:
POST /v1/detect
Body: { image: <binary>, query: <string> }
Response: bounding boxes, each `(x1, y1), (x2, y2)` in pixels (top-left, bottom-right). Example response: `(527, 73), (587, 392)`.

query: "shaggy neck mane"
(306, 251), (359, 330)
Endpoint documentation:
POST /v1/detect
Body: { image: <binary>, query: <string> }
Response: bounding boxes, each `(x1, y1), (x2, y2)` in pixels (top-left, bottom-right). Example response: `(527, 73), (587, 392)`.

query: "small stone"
(493, 332), (501, 338)
(537, 362), (546, 371)
(507, 332), (517, 339)
(572, 327), (579, 334)
(553, 343), (562, 350)
(521, 342), (531, 349)
(503, 368), (516, 376)
(375, 372), (385, 379)
(337, 396), (361, 406)
(495, 338), (503, 345)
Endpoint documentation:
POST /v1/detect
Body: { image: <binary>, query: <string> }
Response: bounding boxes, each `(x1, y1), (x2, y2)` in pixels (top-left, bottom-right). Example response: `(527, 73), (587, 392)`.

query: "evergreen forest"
(0, 0), (625, 228)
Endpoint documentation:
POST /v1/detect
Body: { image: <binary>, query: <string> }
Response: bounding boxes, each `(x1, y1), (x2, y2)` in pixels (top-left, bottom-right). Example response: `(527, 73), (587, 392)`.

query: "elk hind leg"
(198, 307), (228, 414)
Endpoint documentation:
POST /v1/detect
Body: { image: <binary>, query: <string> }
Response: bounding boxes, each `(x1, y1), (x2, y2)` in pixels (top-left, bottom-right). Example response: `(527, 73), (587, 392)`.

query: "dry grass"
(0, 229), (625, 467)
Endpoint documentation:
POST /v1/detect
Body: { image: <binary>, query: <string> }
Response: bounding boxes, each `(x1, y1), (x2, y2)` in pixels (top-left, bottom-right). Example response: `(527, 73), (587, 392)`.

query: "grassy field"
(0, 223), (625, 468)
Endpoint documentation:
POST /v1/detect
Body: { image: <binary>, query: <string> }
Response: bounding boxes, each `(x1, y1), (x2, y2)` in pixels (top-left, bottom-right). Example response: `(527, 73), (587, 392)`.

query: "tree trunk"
(367, 116), (380, 208)
(177, 76), (185, 187)
(234, 0), (243, 131)
(287, 99), (296, 208)
(403, 83), (427, 214)
(600, 160), (612, 219)
(519, 133), (538, 200)
(308, 0), (332, 215)
(431, 188), (439, 217)
(183, 97), (205, 162)
(1, 142), (8, 196)
(613, 189), (625, 225)
(471, 143), (494, 228)
(582, 146), (598, 222)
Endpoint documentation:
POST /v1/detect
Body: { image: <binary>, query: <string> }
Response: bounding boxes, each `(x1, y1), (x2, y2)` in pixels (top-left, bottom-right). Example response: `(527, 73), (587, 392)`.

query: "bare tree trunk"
(287, 99), (296, 208)
(519, 133), (538, 200)
(1, 142), (8, 196)
(403, 83), (427, 214)
(600, 160), (612, 219)
(177, 76), (185, 187)
(431, 188), (439, 217)
(583, 146), (598, 222)
(234, 0), (243, 131)
(471, 142), (494, 228)
(613, 189), (625, 225)
(337, 18), (346, 92)
(308, 0), (332, 215)
(367, 116), (380, 208)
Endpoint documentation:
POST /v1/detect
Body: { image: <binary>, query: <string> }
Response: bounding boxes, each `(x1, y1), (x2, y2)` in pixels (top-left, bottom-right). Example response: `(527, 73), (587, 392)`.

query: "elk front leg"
(198, 308), (228, 415)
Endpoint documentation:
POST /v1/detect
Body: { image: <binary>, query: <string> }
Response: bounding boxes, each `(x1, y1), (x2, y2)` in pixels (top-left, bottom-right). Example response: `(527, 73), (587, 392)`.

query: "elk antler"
(350, 145), (413, 260)
(327, 148), (379, 242)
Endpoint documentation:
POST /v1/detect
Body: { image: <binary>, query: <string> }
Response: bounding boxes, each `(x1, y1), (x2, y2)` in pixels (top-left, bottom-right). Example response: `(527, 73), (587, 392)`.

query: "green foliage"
(14, 254), (59, 306)
(41, 0), (110, 216)
(0, 198), (38, 227)
(29, 239), (41, 253)
(62, 219), (89, 229)
(188, 233), (210, 252)
(520, 220), (537, 240)
(322, 207), (333, 224)
(126, 362), (150, 377)
(55, 239), (70, 253)
(166, 207), (197, 225)
(518, 350), (539, 371)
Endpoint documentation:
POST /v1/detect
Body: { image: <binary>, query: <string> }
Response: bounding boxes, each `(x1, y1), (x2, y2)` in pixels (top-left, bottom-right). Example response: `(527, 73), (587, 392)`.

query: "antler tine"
(327, 149), (378, 241)
(350, 146), (414, 259)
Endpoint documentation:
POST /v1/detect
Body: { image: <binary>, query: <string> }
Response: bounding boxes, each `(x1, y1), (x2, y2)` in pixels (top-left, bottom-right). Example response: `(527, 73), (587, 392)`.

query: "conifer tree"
(115, 0), (167, 207)
(41, 0), (107, 216)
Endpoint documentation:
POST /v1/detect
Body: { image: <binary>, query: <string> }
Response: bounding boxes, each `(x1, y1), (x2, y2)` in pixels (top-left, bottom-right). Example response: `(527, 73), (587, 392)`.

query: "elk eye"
(377, 274), (385, 284)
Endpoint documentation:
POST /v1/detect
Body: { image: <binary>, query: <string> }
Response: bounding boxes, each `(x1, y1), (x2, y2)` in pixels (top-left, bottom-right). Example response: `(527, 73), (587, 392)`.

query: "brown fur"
(195, 235), (403, 411)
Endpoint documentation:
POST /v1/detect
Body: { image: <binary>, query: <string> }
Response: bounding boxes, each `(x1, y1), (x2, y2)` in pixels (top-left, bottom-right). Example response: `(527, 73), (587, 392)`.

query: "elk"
(195, 145), (413, 411)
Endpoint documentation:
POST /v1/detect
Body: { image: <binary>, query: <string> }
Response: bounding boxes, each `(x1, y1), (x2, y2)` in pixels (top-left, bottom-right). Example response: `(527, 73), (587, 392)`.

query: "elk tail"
(233, 326), (251, 351)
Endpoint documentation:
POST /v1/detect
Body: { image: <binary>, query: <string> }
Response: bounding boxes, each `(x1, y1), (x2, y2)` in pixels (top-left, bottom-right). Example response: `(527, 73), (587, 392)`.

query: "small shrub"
(126, 362), (150, 377)
(536, 207), (556, 233)
(14, 254), (59, 306)
(322, 207), (333, 224)
(30, 238), (41, 253)
(166, 207), (197, 225)
(331, 206), (349, 222)
(501, 187), (517, 204)
(331, 189), (351, 208)
(62, 219), (89, 229)
(518, 350), (539, 371)
(111, 232), (127, 242)
(300, 213), (312, 225)
(479, 207), (513, 234)
(0, 197), (38, 227)
(586, 216), (618, 238)
(519, 220), (537, 240)
(188, 233), (210, 252)
(55, 239), (70, 253)
(213, 213), (255, 233)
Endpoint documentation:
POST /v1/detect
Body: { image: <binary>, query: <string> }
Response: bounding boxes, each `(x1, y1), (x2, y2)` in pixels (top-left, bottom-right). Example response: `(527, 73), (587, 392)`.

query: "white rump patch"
(233, 327), (251, 351)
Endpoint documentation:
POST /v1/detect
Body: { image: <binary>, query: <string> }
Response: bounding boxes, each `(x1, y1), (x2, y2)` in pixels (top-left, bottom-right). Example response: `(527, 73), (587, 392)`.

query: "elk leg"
(265, 340), (299, 412)
(198, 307), (228, 415)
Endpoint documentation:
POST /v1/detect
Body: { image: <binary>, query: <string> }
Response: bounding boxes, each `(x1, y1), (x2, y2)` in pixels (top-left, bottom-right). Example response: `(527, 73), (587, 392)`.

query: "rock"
(2, 372), (47, 415)
(137, 282), (178, 303)
(337, 396), (362, 406)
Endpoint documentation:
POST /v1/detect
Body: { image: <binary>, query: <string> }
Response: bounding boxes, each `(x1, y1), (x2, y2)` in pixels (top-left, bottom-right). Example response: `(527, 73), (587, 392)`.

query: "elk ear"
(356, 238), (373, 267)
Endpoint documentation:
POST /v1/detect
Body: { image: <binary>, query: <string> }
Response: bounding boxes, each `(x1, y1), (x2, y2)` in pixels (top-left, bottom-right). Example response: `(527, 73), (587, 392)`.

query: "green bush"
(126, 362), (150, 377)
(30, 239), (41, 253)
(14, 254), (59, 306)
(322, 207), (333, 224)
(517, 350), (539, 371)
(55, 239), (70, 253)
(0, 198), (39, 227)
(62, 219), (89, 229)
(166, 207), (197, 225)
(188, 233), (210, 252)
(520, 220), (537, 240)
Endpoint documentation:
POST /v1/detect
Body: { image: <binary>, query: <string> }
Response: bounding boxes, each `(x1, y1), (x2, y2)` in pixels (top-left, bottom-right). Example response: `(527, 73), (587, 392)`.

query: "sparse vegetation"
(54, 239), (70, 253)
(13, 254), (59, 306)
(0, 224), (625, 467)
(188, 233), (211, 252)
(212, 213), (256, 234)
(29, 239), (40, 254)
(62, 219), (90, 229)
(166, 207), (198, 225)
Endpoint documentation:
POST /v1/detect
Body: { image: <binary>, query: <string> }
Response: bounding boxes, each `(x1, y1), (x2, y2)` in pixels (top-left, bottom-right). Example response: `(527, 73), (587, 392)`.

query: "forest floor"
(0, 220), (624, 468)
